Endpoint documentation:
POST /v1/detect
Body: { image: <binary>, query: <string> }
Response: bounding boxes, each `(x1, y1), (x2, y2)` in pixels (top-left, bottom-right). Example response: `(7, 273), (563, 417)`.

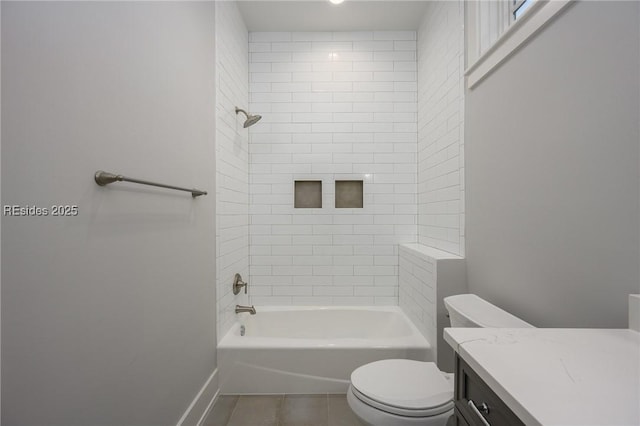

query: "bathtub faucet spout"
(235, 304), (256, 315)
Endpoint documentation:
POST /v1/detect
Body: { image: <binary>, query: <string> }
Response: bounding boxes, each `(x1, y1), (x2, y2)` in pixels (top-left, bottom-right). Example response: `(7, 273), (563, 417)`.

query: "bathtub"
(218, 306), (432, 394)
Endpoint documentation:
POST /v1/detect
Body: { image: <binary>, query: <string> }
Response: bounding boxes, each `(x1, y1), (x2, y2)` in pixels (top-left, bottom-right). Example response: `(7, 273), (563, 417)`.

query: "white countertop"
(444, 328), (640, 426)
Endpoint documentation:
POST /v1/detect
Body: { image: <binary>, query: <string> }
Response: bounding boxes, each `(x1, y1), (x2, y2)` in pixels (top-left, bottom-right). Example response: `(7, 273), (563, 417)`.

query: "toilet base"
(346, 385), (453, 426)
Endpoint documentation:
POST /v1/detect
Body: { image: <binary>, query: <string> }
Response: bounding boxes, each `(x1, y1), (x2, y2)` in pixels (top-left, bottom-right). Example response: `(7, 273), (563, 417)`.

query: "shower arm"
(235, 106), (262, 128)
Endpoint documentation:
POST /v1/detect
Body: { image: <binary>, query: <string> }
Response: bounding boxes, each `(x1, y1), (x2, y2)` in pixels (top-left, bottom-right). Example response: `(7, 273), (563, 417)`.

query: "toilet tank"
(444, 294), (534, 328)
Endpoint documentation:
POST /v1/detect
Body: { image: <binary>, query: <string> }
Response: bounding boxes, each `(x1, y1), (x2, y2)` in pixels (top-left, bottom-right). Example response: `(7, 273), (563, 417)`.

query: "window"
(512, 0), (534, 20)
(466, 0), (574, 88)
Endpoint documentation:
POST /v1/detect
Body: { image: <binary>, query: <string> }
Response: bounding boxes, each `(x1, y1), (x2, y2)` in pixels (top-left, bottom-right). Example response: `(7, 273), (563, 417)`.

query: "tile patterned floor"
(203, 394), (364, 426)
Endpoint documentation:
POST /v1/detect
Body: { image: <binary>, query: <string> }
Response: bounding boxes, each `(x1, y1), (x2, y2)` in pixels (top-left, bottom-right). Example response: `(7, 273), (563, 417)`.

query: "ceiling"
(236, 1), (430, 32)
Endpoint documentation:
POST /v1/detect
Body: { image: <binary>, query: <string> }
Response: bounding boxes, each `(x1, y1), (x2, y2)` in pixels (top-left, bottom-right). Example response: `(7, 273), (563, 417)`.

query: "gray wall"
(466, 1), (640, 328)
(1, 2), (217, 424)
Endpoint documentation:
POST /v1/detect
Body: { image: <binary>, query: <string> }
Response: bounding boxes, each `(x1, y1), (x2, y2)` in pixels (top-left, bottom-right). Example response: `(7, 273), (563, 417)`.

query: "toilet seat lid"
(351, 360), (453, 411)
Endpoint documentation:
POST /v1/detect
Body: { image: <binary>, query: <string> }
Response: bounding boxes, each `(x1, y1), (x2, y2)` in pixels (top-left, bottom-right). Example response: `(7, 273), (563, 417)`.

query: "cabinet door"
(454, 355), (525, 426)
(452, 407), (471, 426)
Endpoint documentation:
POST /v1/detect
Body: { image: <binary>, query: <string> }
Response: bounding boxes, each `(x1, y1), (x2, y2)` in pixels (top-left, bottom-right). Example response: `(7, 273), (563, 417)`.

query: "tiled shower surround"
(417, 1), (465, 256)
(248, 31), (419, 305)
(216, 2), (250, 339)
(214, 2), (464, 339)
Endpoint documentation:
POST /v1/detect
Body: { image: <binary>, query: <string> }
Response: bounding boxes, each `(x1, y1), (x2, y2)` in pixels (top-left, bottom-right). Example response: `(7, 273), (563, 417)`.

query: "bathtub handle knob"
(233, 273), (248, 295)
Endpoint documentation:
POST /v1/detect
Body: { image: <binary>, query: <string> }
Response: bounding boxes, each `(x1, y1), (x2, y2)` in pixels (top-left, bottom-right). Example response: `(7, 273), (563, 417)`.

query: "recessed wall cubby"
(335, 180), (363, 208)
(294, 180), (322, 208)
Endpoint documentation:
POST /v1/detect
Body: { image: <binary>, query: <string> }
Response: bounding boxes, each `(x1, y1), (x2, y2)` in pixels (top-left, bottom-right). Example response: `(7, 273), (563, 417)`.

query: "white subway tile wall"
(399, 243), (465, 369)
(248, 31), (418, 305)
(417, 1), (465, 256)
(216, 2), (250, 340)
(398, 244), (437, 348)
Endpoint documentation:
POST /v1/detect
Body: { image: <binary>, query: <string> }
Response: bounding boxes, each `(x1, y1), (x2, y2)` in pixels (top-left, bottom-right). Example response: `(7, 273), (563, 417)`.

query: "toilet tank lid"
(444, 294), (534, 328)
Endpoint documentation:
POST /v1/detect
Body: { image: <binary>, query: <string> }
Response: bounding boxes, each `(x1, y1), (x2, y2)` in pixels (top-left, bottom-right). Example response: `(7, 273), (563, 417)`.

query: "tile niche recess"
(335, 180), (363, 208)
(294, 180), (322, 208)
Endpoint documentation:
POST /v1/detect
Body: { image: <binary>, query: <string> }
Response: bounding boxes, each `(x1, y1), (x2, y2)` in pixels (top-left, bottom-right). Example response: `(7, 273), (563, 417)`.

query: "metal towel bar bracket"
(94, 171), (207, 198)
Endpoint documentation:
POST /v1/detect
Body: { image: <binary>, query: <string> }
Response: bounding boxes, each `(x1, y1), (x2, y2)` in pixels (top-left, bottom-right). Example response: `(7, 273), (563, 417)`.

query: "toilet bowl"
(347, 359), (454, 426)
(347, 294), (534, 426)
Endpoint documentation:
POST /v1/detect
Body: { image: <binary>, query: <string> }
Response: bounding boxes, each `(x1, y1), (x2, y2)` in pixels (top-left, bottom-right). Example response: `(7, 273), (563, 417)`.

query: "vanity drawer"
(454, 354), (525, 426)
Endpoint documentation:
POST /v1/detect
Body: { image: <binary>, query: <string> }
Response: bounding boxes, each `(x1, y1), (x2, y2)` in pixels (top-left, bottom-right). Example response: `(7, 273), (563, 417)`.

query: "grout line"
(277, 394), (285, 426)
(276, 396), (280, 426)
(325, 393), (330, 426)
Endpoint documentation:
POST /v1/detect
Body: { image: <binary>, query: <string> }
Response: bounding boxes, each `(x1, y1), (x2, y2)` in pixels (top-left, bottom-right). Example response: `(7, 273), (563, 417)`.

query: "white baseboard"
(630, 295), (640, 332)
(196, 387), (220, 426)
(176, 368), (219, 426)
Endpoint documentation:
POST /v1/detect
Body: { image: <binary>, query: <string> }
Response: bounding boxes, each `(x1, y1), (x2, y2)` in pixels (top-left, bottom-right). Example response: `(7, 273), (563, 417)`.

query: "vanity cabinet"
(445, 328), (639, 425)
(452, 354), (525, 426)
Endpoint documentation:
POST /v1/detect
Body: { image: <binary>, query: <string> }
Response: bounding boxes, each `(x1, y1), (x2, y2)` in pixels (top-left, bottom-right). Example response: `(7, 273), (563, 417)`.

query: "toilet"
(347, 294), (534, 426)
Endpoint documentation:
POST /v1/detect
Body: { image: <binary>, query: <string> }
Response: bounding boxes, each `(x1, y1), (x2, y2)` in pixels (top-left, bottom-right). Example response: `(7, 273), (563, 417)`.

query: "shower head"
(235, 107), (262, 128)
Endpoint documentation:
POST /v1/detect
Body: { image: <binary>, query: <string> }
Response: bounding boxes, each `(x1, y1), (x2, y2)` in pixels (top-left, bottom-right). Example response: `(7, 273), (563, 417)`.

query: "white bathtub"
(218, 306), (432, 394)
